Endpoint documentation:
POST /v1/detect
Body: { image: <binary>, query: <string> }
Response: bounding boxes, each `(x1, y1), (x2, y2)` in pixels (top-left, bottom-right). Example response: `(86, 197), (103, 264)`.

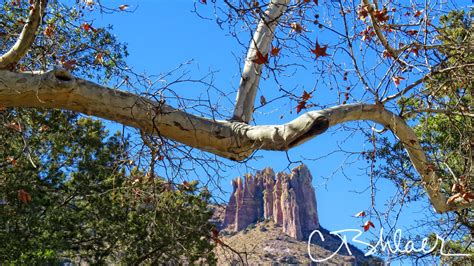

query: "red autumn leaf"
(411, 47), (419, 56)
(118, 4), (129, 11)
(406, 30), (418, 36)
(413, 10), (422, 18)
(271, 46), (281, 56)
(211, 227), (224, 244)
(301, 90), (312, 101)
(296, 101), (306, 114)
(354, 211), (366, 217)
(360, 27), (375, 41)
(363, 220), (375, 231)
(81, 23), (96, 32)
(392, 76), (405, 86)
(373, 8), (389, 23)
(357, 5), (370, 21)
(313, 0), (318, 5)
(157, 155), (164, 161)
(5, 122), (22, 132)
(201, 0), (207, 4)
(260, 95), (267, 106)
(252, 50), (268, 65)
(18, 189), (32, 203)
(61, 59), (77, 71)
(462, 192), (474, 202)
(311, 41), (329, 58)
(212, 228), (219, 238)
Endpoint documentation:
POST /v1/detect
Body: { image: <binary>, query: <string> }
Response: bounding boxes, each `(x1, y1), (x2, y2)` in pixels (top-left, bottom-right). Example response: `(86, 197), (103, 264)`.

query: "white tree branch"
(0, 69), (471, 213)
(0, 0), (48, 69)
(232, 0), (289, 123)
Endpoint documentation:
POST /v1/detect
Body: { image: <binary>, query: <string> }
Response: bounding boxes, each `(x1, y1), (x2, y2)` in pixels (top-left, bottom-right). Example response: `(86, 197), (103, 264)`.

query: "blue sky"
(79, 0), (472, 263)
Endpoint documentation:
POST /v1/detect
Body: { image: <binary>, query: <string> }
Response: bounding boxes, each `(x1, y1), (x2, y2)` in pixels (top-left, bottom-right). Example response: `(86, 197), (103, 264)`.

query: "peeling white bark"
(0, 69), (471, 213)
(0, 0), (470, 215)
(232, 0), (290, 123)
(0, 0), (47, 69)
(0, 69), (328, 161)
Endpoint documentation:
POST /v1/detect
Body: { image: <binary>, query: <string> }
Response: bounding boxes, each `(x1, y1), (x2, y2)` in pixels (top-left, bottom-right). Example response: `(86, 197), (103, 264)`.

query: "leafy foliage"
(0, 109), (216, 264)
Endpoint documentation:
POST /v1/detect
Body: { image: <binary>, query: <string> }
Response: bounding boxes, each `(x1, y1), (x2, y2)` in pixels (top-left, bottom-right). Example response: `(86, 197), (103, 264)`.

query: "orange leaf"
(252, 50), (268, 65)
(354, 211), (366, 217)
(311, 41), (329, 58)
(363, 220), (375, 231)
(81, 23), (96, 32)
(271, 46), (281, 56)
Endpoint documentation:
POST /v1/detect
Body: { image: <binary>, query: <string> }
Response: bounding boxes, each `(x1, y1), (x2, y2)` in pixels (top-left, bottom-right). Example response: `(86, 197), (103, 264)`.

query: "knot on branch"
(44, 68), (76, 89)
(287, 116), (329, 149)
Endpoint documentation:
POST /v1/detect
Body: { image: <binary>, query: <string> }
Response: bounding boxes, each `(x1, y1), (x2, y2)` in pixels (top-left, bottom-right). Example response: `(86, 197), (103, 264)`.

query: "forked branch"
(232, 0), (290, 123)
(0, 0), (48, 70)
(0, 69), (471, 213)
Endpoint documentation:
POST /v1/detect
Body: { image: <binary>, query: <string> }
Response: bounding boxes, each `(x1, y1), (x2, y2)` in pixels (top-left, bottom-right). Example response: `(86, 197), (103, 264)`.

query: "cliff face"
(223, 164), (319, 240)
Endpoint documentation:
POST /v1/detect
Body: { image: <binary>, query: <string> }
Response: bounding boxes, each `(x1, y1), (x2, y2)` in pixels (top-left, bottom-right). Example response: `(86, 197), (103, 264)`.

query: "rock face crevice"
(223, 164), (319, 240)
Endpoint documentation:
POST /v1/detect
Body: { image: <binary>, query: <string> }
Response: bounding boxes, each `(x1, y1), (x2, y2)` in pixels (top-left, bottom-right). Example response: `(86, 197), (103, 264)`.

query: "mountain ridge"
(212, 165), (384, 265)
